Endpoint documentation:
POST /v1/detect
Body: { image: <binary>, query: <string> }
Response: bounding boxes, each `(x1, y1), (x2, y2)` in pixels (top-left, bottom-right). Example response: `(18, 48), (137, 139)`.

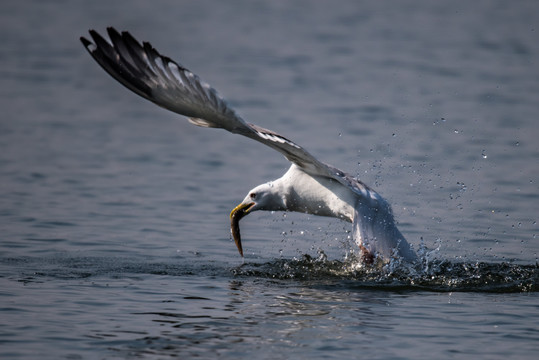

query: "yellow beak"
(229, 202), (254, 257)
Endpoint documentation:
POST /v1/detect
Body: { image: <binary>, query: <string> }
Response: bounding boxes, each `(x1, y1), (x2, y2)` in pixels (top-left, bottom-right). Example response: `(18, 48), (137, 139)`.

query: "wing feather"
(81, 28), (368, 195)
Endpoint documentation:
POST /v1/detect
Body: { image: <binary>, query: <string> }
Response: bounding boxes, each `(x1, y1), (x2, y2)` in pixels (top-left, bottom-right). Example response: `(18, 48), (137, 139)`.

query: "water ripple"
(4, 254), (537, 293)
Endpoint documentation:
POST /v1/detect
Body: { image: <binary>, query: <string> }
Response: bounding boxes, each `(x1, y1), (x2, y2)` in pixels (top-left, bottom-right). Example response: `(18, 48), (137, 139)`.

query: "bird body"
(81, 28), (417, 264)
(276, 164), (356, 221)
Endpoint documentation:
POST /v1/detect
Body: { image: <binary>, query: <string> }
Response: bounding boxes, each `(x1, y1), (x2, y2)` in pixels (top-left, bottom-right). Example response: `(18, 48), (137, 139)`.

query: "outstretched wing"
(81, 28), (242, 132)
(81, 28), (359, 188)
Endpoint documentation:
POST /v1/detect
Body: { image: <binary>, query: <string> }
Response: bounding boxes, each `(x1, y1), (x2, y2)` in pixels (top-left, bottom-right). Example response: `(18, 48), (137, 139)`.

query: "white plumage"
(81, 28), (417, 264)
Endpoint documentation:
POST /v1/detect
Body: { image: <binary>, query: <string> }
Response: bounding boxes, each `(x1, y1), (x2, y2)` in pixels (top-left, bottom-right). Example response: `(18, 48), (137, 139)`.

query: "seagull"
(81, 27), (417, 264)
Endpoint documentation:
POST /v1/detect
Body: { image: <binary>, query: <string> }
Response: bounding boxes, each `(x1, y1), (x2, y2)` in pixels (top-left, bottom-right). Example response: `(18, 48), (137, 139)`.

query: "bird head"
(229, 182), (285, 257)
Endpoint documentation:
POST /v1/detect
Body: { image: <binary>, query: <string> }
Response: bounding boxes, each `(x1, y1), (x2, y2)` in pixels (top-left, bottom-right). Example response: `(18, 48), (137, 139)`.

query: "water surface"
(1, 1), (538, 359)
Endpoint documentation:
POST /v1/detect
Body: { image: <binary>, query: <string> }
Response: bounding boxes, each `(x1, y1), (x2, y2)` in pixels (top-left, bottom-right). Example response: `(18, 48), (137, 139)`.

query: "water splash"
(7, 253), (538, 293)
(232, 252), (539, 293)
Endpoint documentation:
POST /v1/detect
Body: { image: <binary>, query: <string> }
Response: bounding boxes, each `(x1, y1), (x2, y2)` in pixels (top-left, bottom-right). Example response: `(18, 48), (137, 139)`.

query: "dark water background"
(1, 1), (538, 358)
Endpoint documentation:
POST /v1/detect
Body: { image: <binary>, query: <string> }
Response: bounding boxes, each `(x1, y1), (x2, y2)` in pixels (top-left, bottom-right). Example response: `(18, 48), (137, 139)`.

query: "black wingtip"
(80, 29), (102, 51)
(106, 26), (121, 40)
(80, 36), (91, 47)
(88, 29), (99, 39)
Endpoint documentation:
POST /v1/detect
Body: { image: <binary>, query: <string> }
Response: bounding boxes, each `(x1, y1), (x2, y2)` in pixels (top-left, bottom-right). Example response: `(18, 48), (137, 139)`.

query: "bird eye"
(249, 193), (256, 200)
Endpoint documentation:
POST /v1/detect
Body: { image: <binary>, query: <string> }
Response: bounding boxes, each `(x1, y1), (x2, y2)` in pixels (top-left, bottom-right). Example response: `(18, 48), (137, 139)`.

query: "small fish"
(229, 202), (254, 257)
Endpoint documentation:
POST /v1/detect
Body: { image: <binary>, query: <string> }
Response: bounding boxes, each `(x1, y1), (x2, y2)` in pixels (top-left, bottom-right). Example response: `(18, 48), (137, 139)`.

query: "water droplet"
(454, 129), (459, 134)
(481, 150), (488, 159)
